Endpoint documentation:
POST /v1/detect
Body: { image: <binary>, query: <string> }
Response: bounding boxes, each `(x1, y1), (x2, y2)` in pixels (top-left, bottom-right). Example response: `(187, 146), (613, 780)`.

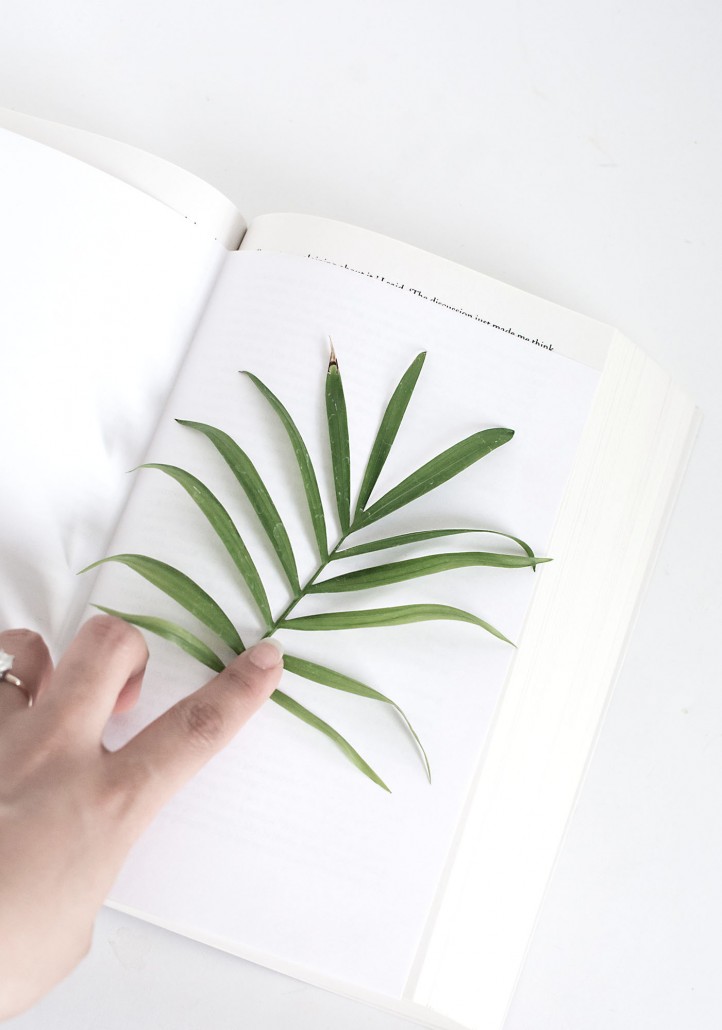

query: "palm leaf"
(140, 463), (272, 627)
(177, 421), (300, 593)
(90, 352), (535, 787)
(284, 652), (430, 781)
(325, 342), (351, 533)
(355, 351), (426, 517)
(331, 527), (537, 563)
(309, 551), (545, 593)
(356, 428), (514, 529)
(82, 554), (244, 653)
(243, 371), (328, 561)
(280, 603), (513, 644)
(271, 688), (390, 792)
(92, 605), (226, 672)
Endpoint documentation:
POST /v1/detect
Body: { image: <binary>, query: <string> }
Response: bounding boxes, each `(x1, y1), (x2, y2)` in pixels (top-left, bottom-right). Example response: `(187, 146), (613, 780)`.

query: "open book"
(0, 110), (699, 1030)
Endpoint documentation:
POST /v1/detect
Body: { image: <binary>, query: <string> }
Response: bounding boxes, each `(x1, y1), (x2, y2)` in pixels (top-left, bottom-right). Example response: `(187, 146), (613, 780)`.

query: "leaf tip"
(328, 336), (338, 369)
(77, 557), (108, 576)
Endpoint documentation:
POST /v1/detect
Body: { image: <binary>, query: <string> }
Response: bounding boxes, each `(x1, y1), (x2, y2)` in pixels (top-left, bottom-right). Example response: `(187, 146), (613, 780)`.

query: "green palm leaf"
(92, 605), (226, 672)
(284, 653), (430, 781)
(309, 551), (545, 593)
(280, 604), (513, 644)
(331, 527), (537, 563)
(243, 371), (329, 561)
(140, 463), (272, 627)
(271, 688), (390, 792)
(177, 421), (300, 594)
(82, 554), (244, 653)
(355, 351), (426, 517)
(325, 342), (351, 533)
(356, 428), (514, 529)
(89, 351), (536, 788)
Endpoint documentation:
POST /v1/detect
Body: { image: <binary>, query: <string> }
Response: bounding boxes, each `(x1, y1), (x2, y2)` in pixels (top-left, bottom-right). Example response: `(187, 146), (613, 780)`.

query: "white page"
(96, 251), (600, 999)
(242, 213), (616, 369)
(0, 108), (246, 248)
(0, 128), (226, 647)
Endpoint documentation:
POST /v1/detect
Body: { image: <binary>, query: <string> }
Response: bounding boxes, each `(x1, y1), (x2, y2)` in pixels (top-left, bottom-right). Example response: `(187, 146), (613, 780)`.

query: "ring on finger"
(0, 649), (34, 707)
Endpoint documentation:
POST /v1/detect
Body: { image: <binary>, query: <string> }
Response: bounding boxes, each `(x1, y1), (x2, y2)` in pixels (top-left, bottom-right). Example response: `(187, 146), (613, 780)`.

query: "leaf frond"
(243, 371), (329, 561)
(92, 605), (226, 672)
(356, 428), (514, 529)
(355, 351), (426, 517)
(310, 551), (545, 593)
(176, 421), (300, 594)
(284, 652), (431, 781)
(271, 688), (390, 791)
(82, 554), (244, 653)
(331, 527), (537, 563)
(280, 604), (513, 644)
(139, 463), (272, 626)
(325, 345), (351, 533)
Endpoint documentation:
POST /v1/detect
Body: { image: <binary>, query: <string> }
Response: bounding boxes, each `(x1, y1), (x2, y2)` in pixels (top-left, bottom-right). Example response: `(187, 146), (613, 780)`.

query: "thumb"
(111, 640), (283, 822)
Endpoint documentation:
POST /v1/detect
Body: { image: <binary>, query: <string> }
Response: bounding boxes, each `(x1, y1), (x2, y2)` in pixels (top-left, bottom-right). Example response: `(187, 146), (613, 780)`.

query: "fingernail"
(247, 639), (284, 670)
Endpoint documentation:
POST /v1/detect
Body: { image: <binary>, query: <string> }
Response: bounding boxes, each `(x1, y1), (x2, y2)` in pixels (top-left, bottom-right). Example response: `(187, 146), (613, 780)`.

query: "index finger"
(38, 615), (148, 738)
(109, 640), (283, 830)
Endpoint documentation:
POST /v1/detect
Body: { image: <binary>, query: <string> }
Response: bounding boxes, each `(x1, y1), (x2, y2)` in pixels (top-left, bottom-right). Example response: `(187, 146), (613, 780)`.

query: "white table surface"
(2, 2), (720, 1027)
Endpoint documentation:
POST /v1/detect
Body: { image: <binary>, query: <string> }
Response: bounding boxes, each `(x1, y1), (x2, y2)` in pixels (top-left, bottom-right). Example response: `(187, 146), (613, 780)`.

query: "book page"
(0, 128), (226, 649)
(0, 108), (246, 248)
(242, 213), (616, 368)
(94, 251), (600, 999)
(408, 335), (699, 1030)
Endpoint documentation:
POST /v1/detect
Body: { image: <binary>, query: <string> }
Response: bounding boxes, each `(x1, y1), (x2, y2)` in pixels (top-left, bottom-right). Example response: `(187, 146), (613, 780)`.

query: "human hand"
(0, 616), (283, 1019)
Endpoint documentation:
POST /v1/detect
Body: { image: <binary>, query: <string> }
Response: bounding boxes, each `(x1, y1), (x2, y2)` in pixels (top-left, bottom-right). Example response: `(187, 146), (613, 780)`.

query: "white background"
(2, 2), (720, 1028)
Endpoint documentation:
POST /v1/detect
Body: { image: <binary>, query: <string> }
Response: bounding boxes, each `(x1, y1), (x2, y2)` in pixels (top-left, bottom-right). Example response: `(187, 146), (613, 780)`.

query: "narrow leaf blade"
(82, 554), (244, 653)
(309, 551), (544, 593)
(243, 371), (329, 561)
(325, 344), (351, 533)
(358, 428), (514, 528)
(280, 604), (513, 644)
(140, 463), (272, 626)
(92, 605), (225, 672)
(177, 421), (300, 593)
(271, 688), (390, 791)
(355, 351), (426, 516)
(331, 527), (537, 563)
(284, 652), (431, 781)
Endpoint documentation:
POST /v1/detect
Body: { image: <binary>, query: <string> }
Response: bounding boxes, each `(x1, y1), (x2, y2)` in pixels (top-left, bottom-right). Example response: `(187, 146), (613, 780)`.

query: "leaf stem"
(263, 517), (365, 636)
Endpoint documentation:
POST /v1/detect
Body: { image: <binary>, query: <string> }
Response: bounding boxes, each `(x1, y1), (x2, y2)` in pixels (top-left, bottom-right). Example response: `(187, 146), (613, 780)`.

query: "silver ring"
(0, 649), (33, 707)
